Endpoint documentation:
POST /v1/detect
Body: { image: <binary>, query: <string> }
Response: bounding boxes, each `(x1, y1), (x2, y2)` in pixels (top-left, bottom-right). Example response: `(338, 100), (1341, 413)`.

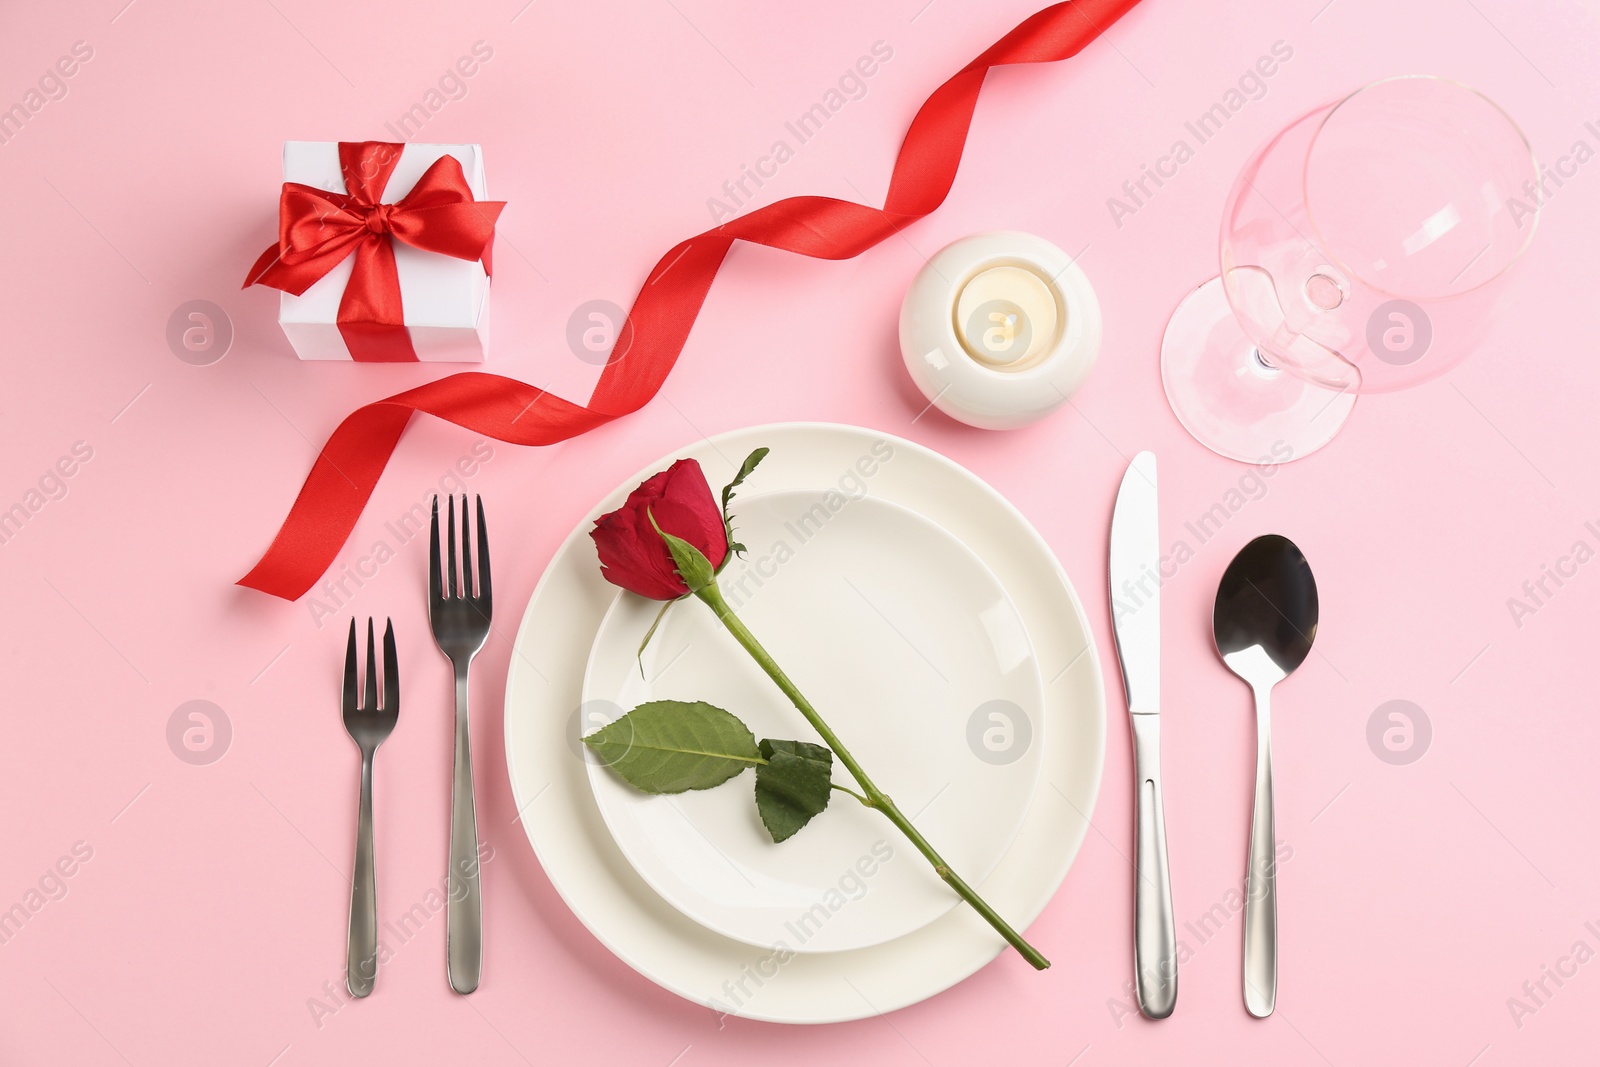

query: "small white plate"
(504, 423), (1104, 1023)
(581, 490), (1045, 953)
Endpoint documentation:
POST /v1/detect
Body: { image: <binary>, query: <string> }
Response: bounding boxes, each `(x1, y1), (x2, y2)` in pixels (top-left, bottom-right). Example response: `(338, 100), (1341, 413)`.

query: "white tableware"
(899, 231), (1101, 430)
(582, 490), (1045, 953)
(504, 423), (1104, 1023)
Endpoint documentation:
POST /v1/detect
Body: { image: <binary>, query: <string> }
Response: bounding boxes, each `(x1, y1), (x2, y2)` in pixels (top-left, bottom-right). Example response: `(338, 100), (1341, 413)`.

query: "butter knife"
(1109, 451), (1177, 1019)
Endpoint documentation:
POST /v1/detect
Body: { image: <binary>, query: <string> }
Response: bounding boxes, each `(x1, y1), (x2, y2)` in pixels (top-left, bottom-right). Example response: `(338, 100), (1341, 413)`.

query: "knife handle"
(1131, 713), (1177, 1019)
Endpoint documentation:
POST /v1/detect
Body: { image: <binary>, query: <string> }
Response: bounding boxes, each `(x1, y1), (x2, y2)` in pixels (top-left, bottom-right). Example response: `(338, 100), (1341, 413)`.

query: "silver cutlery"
(428, 495), (492, 994)
(1109, 451), (1177, 1019)
(1213, 534), (1319, 1018)
(342, 617), (399, 998)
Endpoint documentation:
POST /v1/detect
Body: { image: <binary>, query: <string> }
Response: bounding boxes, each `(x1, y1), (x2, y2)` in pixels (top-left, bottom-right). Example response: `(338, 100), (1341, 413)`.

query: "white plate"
(504, 423), (1104, 1023)
(581, 490), (1045, 953)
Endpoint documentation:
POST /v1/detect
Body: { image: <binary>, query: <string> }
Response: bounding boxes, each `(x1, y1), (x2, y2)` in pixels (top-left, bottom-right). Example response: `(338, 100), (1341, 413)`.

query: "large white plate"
(581, 490), (1046, 953)
(504, 423), (1104, 1024)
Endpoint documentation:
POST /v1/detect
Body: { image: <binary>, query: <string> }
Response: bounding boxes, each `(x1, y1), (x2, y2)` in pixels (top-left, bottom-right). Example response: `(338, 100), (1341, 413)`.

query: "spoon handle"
(1244, 685), (1277, 1017)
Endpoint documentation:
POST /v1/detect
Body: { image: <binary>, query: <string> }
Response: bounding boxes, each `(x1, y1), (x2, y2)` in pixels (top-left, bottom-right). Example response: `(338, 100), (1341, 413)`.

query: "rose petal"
(589, 457), (731, 599)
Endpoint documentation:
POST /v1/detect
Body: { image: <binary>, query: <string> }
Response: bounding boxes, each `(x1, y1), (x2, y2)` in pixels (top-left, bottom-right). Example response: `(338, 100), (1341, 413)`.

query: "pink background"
(2, 0), (1596, 1063)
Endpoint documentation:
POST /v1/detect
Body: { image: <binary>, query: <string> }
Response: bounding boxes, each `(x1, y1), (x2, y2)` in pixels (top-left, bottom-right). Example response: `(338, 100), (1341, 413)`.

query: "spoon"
(1213, 534), (1318, 1018)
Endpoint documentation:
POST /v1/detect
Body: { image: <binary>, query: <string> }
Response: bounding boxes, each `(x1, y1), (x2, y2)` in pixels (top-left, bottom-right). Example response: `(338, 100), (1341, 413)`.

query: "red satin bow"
(244, 142), (505, 362)
(241, 0), (1142, 599)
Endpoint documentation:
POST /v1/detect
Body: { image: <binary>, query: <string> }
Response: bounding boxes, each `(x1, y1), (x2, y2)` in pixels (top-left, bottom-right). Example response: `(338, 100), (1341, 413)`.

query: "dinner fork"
(428, 495), (492, 994)
(342, 617), (398, 999)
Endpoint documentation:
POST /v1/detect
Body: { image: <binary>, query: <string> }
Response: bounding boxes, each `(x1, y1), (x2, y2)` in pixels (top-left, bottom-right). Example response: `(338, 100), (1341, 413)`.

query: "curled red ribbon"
(244, 142), (505, 362)
(241, 0), (1141, 599)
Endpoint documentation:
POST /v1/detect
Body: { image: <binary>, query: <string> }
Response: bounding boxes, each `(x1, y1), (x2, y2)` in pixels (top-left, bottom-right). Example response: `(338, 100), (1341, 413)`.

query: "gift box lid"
(278, 142), (489, 330)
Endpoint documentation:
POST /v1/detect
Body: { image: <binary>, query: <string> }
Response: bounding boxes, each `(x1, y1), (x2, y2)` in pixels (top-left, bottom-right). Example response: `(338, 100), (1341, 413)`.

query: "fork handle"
(347, 754), (377, 998)
(447, 667), (482, 994)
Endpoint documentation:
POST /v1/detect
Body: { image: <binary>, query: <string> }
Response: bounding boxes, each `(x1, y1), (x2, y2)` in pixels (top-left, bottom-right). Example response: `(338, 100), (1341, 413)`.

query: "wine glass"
(1161, 75), (1539, 463)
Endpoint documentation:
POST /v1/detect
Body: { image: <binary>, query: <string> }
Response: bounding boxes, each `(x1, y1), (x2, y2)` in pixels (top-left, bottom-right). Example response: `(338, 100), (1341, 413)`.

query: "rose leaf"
(754, 738), (833, 843)
(583, 700), (761, 793)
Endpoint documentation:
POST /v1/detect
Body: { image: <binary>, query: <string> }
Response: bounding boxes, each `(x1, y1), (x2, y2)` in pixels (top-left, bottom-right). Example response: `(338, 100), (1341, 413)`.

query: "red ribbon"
(241, 0), (1141, 599)
(244, 142), (505, 362)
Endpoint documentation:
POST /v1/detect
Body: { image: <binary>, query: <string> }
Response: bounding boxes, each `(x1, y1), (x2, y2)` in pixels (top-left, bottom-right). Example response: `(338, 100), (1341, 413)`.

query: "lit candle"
(954, 264), (1062, 368)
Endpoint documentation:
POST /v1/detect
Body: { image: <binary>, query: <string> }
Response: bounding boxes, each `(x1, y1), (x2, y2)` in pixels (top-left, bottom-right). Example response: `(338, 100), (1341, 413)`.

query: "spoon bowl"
(1214, 533), (1319, 685)
(1212, 534), (1318, 1019)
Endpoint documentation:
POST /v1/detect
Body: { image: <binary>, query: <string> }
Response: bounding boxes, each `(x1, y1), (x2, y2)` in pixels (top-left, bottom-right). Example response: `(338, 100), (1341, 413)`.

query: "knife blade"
(1109, 450), (1177, 1019)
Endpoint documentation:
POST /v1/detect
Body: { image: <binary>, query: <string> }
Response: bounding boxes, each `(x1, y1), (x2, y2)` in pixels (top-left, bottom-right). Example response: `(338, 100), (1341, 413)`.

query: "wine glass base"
(1160, 277), (1355, 464)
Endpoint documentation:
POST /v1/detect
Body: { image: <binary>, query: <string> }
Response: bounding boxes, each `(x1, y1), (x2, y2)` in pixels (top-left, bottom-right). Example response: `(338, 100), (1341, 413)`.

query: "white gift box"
(276, 141), (492, 362)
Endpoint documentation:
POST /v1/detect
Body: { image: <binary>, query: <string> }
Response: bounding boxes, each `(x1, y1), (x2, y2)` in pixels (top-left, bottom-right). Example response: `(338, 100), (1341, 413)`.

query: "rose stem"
(695, 581), (1050, 970)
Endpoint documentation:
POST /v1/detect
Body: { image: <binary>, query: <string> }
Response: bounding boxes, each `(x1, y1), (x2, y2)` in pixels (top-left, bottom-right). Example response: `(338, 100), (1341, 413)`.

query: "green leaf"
(648, 509), (716, 593)
(719, 448), (769, 559)
(754, 739), (833, 842)
(583, 700), (761, 793)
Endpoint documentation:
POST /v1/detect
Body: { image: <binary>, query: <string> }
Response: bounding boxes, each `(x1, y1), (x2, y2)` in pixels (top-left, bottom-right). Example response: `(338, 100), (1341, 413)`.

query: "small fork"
(342, 617), (398, 998)
(428, 495), (492, 994)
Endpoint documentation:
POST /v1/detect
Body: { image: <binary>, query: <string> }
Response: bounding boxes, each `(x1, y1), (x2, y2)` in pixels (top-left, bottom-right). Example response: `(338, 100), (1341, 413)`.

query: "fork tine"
(446, 494), (459, 599)
(363, 618), (378, 712)
(429, 496), (443, 605)
(343, 618), (358, 713)
(474, 495), (492, 611)
(459, 495), (474, 599)
(381, 618), (398, 714)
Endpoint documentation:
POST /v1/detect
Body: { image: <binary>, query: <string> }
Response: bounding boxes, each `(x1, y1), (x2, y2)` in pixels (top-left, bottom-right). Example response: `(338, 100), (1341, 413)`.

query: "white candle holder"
(898, 231), (1101, 429)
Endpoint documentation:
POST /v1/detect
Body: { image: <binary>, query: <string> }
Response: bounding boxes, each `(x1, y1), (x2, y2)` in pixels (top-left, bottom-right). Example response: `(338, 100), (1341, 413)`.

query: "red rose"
(591, 458), (729, 600)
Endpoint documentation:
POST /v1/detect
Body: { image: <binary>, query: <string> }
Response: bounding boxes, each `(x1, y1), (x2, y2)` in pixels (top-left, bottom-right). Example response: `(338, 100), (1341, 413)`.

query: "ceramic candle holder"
(898, 231), (1101, 429)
